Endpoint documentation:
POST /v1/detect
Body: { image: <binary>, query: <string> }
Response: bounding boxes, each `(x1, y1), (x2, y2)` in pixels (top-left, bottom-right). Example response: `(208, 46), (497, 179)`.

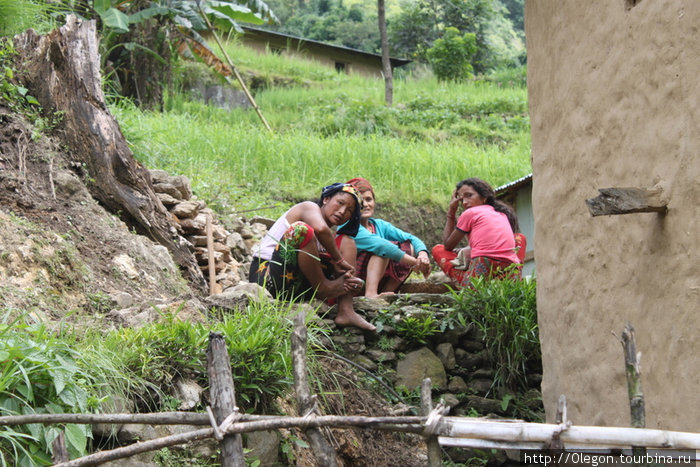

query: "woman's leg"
(334, 236), (376, 331)
(432, 244), (468, 286)
(296, 239), (346, 299)
(379, 242), (415, 294)
(365, 255), (390, 297)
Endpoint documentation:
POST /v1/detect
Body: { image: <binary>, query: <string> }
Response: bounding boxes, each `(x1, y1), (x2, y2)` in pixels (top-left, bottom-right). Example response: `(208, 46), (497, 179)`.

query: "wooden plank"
(586, 188), (667, 217)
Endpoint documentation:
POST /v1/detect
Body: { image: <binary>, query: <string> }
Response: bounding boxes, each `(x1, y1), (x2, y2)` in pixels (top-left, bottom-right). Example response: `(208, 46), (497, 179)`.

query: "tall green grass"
(450, 276), (539, 394)
(115, 56), (530, 218)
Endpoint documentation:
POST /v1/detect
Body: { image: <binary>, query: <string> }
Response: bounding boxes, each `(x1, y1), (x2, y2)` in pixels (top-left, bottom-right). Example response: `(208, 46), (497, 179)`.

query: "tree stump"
(12, 16), (206, 292)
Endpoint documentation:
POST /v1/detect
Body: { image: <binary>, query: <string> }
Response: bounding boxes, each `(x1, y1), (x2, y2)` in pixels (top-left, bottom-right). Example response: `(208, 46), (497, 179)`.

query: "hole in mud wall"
(625, 0), (642, 10)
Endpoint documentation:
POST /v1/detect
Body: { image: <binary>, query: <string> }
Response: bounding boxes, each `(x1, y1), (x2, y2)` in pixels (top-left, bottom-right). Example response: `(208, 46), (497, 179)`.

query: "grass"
(449, 276), (539, 394)
(115, 46), (530, 218)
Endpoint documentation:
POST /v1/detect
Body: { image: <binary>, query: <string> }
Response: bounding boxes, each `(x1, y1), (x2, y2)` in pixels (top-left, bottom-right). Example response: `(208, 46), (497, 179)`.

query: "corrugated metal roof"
(241, 25), (412, 67)
(495, 173), (532, 196)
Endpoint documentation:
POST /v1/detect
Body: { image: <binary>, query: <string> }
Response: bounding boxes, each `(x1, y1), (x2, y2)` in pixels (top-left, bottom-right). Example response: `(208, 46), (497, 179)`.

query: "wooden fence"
(1, 319), (698, 466)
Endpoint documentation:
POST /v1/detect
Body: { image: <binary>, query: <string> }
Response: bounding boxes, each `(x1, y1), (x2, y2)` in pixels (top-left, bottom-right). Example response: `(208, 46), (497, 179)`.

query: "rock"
(173, 378), (204, 410)
(435, 342), (456, 370)
(156, 192), (179, 206)
(112, 254), (139, 279)
(205, 282), (272, 311)
(249, 216), (275, 229)
(111, 291), (134, 308)
(464, 395), (503, 415)
(455, 348), (490, 370)
(404, 293), (457, 307)
(440, 393), (460, 408)
(117, 423), (158, 443)
(365, 349), (396, 363)
(459, 338), (485, 352)
(171, 200), (201, 218)
(153, 182), (182, 200)
(442, 323), (472, 345)
(169, 174), (192, 200)
(351, 354), (377, 372)
(246, 430), (280, 466)
(447, 376), (469, 393)
(352, 296), (391, 312)
(395, 347), (447, 390)
(469, 378), (494, 396)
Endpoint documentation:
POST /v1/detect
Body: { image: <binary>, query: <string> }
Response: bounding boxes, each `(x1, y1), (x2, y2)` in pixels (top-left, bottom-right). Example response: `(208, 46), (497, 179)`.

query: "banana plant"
(86, 0), (278, 107)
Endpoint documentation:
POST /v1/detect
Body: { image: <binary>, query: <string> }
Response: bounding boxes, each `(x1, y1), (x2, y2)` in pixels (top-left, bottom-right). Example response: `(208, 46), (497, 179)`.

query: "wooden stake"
(421, 378), (441, 467)
(207, 332), (245, 467)
(52, 431), (69, 463)
(206, 212), (216, 295)
(619, 322), (647, 465)
(292, 312), (337, 466)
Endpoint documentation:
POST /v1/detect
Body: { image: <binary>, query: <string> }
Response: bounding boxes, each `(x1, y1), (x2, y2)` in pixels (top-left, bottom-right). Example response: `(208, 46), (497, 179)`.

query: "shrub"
(426, 27), (477, 82)
(449, 276), (539, 393)
(0, 314), (95, 464)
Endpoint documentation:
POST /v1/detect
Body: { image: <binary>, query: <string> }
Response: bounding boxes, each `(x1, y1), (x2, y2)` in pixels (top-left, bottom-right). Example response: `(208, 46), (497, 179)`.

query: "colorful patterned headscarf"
(320, 183), (363, 236)
(346, 177), (375, 199)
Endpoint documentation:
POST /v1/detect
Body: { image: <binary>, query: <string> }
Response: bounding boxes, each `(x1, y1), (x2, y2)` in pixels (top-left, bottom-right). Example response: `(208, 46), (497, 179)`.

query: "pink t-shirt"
(456, 204), (519, 263)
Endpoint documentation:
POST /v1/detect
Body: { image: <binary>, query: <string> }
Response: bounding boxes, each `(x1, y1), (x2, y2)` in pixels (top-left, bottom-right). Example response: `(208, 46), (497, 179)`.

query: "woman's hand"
(333, 258), (355, 276)
(343, 274), (364, 293)
(448, 189), (460, 217)
(414, 251), (431, 278)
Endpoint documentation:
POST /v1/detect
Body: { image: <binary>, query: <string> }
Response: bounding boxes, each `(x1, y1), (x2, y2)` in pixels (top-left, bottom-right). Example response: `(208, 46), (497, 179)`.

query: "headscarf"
(346, 177), (375, 199)
(320, 183), (363, 236)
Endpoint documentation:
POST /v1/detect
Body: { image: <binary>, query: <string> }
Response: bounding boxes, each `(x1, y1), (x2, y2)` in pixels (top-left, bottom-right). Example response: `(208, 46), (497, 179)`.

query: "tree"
(388, 0), (523, 73)
(426, 27), (476, 82)
(377, 0), (392, 105)
(14, 17), (207, 291)
(388, 0), (437, 60)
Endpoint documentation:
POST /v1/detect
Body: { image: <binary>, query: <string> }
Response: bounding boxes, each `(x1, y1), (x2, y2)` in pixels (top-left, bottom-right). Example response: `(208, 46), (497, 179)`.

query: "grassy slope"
(114, 43), (530, 242)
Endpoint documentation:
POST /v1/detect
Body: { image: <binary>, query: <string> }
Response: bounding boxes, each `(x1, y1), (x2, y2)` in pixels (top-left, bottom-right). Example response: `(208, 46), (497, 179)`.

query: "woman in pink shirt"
(432, 178), (525, 287)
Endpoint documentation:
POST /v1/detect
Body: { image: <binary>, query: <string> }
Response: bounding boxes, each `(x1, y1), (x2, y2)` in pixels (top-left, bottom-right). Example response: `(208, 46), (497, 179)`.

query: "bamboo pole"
(440, 418), (700, 450)
(292, 312), (337, 466)
(196, 2), (273, 133)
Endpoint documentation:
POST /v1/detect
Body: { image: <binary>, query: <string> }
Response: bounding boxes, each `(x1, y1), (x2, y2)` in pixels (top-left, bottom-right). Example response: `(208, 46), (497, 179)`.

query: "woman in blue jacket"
(347, 178), (431, 297)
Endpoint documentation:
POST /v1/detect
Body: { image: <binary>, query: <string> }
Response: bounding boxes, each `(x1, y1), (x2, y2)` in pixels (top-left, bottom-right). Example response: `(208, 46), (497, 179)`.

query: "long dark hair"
(456, 178), (520, 232)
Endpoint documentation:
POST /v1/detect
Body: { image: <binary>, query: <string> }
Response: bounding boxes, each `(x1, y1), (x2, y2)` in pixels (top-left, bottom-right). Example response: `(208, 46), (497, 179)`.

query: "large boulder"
(395, 347), (447, 390)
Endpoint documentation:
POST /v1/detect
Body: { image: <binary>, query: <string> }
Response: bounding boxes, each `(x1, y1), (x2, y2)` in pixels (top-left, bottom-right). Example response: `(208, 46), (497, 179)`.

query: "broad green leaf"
(100, 8), (130, 33)
(93, 0), (112, 14)
(24, 95), (40, 106)
(50, 368), (67, 395)
(65, 424), (88, 456)
(129, 6), (171, 24)
(0, 350), (9, 360)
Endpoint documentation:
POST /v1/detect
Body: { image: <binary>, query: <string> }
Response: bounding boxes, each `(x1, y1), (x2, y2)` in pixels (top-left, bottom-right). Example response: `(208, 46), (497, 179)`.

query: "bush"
(426, 27), (477, 82)
(449, 276), (539, 393)
(0, 315), (96, 464)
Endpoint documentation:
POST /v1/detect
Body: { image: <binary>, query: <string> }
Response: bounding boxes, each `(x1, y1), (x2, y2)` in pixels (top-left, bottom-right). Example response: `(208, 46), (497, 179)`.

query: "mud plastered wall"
(525, 0), (699, 430)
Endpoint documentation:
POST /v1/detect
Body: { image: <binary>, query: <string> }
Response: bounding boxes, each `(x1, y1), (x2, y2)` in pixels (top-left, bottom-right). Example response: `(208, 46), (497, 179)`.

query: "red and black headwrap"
(346, 177), (375, 199)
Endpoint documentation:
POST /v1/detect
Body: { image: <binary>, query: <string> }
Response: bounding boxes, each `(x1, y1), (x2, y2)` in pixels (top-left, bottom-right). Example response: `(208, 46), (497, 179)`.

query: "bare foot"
(364, 291), (395, 299)
(335, 310), (376, 331)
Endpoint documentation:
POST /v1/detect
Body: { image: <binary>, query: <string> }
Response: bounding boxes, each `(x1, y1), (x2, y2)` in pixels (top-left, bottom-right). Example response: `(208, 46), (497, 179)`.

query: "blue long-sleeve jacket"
(351, 218), (428, 262)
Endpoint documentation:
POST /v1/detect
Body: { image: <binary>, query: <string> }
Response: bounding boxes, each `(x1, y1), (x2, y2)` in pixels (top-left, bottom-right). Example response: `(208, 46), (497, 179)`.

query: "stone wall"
(526, 1), (700, 429)
(320, 293), (543, 421)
